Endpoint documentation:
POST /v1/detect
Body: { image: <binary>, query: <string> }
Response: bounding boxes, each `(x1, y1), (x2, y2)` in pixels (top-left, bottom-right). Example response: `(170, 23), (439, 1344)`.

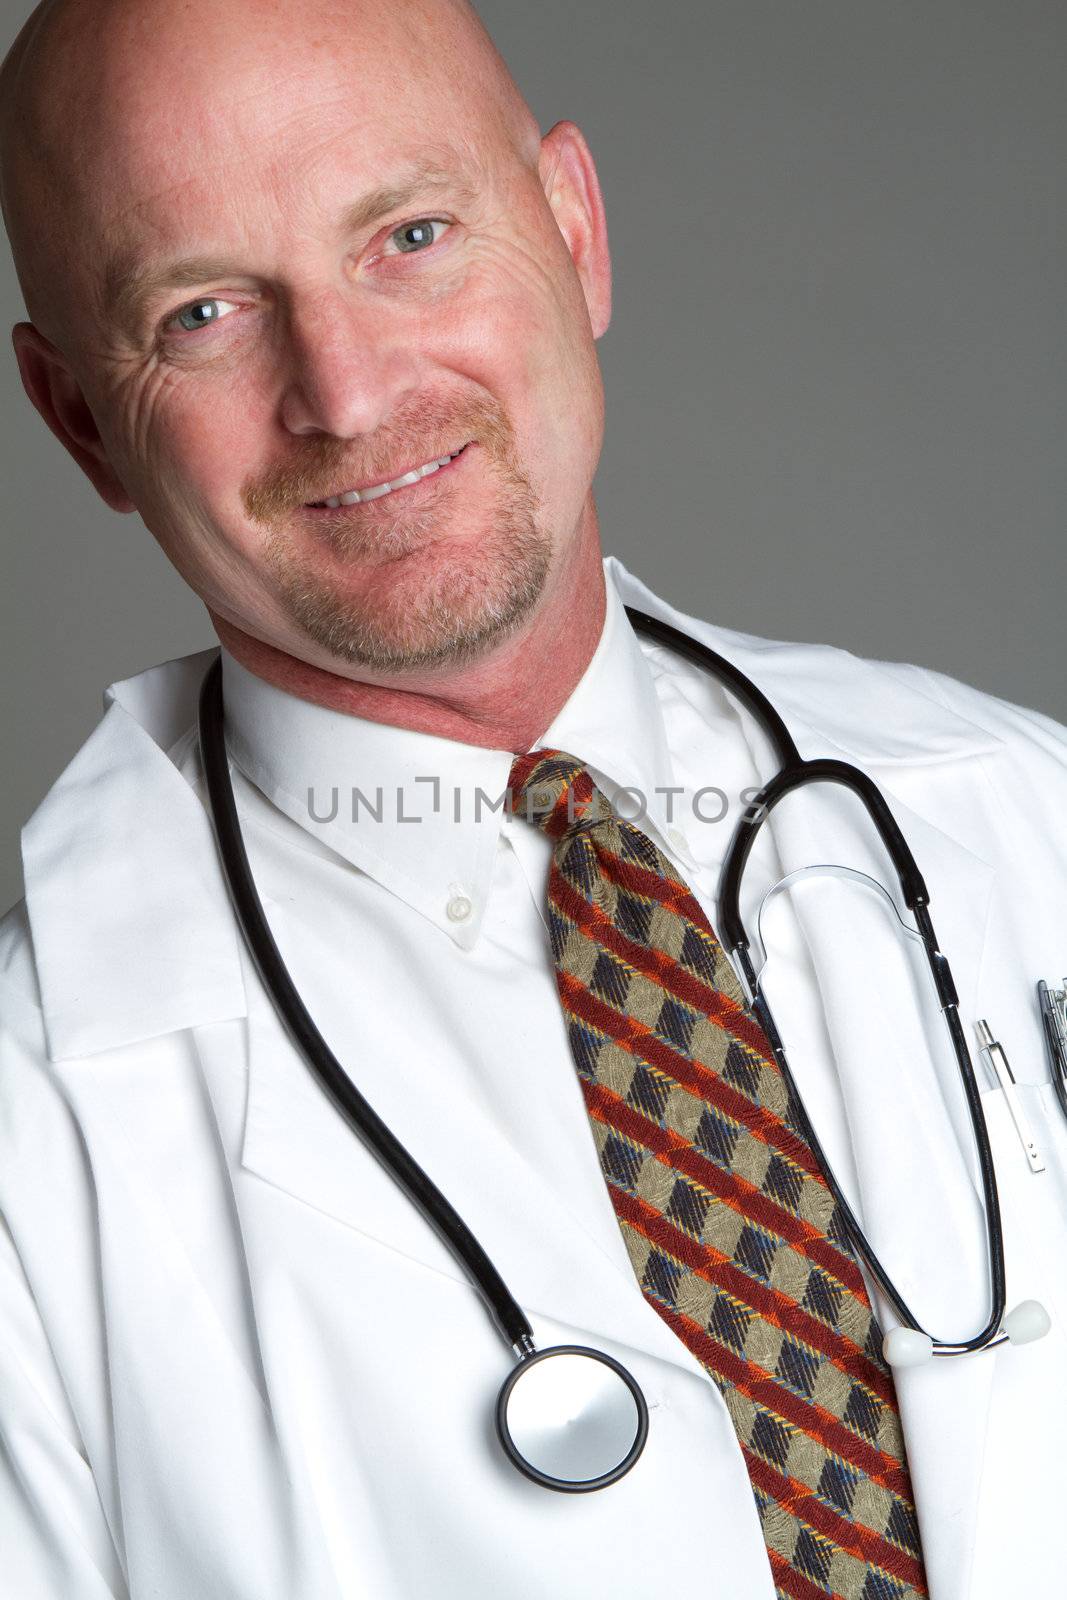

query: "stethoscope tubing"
(198, 604), (1008, 1364)
(713, 747), (1005, 1351)
(198, 654), (535, 1354)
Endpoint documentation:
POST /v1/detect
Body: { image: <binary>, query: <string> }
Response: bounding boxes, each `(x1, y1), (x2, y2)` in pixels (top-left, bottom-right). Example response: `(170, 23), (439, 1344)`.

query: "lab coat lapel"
(21, 659), (247, 1063)
(232, 933), (714, 1387)
(755, 763), (998, 1600)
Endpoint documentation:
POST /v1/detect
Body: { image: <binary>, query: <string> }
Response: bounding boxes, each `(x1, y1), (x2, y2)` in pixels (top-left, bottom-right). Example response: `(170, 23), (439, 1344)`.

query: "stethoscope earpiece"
(883, 1326), (935, 1368)
(1002, 1299), (1052, 1346)
(883, 1299), (1051, 1367)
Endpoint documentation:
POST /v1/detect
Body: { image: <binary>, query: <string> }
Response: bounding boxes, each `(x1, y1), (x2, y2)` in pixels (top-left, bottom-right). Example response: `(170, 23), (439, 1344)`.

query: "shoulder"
(609, 554), (1066, 772)
(866, 658), (1067, 837)
(10, 644), (216, 920)
(16, 643), (217, 852)
(888, 658), (1067, 765)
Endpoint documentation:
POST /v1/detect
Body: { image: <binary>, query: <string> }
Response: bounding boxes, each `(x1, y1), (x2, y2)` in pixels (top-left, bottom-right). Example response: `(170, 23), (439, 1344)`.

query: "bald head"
(0, 0), (542, 351)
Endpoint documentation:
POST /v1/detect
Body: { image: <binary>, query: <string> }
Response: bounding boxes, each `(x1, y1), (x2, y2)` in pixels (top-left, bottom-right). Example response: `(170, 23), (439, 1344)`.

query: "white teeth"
(314, 448), (464, 508)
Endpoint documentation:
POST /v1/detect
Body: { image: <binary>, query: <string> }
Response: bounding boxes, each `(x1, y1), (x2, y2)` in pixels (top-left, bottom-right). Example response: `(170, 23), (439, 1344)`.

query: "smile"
(307, 443), (471, 508)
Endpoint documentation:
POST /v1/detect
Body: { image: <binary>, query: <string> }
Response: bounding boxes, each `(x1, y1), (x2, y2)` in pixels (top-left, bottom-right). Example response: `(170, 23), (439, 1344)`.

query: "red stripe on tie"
(584, 840), (762, 1016)
(554, 953), (828, 1190)
(607, 1177), (896, 1411)
(596, 837), (719, 925)
(560, 976), (869, 1303)
(549, 770), (588, 838)
(550, 870), (809, 1132)
(741, 1448), (925, 1591)
(648, 1300), (917, 1559)
(569, 1001), (867, 1299)
(642, 1300), (918, 1578)
(767, 1550), (850, 1600)
(582, 1076), (874, 1335)
(550, 861), (781, 1076)
(627, 1241), (908, 1491)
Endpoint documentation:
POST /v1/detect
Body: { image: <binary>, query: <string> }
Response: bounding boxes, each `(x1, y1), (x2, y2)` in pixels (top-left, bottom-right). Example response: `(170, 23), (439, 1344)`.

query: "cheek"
(453, 239), (602, 472)
(95, 368), (281, 622)
(116, 359), (268, 528)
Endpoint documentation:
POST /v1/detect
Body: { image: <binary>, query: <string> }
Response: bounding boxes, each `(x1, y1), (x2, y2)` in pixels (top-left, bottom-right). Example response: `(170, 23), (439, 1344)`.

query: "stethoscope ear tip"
(1002, 1298), (1052, 1346)
(883, 1326), (935, 1368)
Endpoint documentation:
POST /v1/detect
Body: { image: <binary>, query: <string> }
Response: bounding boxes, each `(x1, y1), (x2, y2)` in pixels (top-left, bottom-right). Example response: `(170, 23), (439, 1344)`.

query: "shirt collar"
(219, 568), (679, 949)
(18, 557), (1003, 1061)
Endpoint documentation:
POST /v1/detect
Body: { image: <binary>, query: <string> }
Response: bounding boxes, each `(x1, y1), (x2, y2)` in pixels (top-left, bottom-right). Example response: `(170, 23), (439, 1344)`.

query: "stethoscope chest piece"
(495, 1344), (649, 1492)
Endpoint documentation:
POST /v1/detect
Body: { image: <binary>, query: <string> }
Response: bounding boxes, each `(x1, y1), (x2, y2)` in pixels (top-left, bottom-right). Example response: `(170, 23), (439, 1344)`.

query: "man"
(1, 0), (1065, 1596)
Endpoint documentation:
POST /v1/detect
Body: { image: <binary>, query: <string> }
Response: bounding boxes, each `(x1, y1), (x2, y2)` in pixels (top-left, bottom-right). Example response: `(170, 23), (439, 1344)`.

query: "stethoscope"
(196, 604), (1050, 1495)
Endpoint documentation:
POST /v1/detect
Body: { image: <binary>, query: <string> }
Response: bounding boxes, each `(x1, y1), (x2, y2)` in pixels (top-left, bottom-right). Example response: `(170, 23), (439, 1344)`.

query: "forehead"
(38, 2), (507, 290)
(90, 28), (493, 215)
(29, 0), (489, 190)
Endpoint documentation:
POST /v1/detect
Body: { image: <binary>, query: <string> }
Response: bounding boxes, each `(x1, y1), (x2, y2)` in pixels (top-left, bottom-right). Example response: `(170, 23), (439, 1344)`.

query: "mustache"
(240, 404), (513, 527)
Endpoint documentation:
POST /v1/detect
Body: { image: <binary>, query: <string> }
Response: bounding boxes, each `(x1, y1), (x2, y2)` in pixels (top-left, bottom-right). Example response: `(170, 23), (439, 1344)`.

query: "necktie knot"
(508, 748), (616, 839)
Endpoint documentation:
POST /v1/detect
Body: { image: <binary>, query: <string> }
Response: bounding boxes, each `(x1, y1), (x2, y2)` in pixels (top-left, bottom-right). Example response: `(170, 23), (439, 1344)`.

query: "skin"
(0, 0), (613, 749)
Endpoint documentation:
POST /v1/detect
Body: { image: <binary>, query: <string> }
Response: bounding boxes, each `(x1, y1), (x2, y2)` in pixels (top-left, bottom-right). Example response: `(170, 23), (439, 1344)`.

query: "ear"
(10, 322), (136, 512)
(538, 120), (612, 340)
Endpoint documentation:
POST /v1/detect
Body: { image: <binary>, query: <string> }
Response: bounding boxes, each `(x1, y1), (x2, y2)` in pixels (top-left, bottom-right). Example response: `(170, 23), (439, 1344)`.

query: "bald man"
(2, 2), (1067, 1597)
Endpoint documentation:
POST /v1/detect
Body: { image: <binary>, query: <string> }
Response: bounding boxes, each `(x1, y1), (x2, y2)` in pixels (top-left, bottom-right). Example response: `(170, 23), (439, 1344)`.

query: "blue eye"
(387, 218), (450, 255)
(172, 298), (237, 333)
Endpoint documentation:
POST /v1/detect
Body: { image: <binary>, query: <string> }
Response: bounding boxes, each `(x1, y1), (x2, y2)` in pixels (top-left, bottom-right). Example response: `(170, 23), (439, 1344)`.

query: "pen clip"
(976, 1018), (1045, 1174)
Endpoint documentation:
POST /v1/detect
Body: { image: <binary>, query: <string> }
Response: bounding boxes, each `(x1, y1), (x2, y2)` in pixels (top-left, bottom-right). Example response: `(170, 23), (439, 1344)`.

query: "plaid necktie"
(509, 748), (928, 1600)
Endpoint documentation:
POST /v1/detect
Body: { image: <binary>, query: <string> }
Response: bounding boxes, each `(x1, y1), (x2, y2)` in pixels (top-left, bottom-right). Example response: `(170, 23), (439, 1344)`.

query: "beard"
(248, 404), (554, 673)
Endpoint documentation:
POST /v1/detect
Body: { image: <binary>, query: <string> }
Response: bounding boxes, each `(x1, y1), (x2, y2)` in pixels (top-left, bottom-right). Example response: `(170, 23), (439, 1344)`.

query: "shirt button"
(446, 893), (474, 923)
(667, 826), (690, 858)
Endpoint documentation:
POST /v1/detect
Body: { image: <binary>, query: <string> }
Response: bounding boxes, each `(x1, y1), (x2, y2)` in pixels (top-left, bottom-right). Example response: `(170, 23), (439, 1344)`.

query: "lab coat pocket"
(963, 1077), (1067, 1599)
(974, 1076), (1067, 1336)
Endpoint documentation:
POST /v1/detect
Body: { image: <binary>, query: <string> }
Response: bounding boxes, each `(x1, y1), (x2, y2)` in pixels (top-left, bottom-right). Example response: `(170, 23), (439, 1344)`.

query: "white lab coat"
(2, 559), (1066, 1599)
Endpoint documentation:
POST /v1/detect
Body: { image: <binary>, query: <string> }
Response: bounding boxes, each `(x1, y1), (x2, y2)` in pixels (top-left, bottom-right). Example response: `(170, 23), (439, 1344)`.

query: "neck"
(209, 532), (607, 753)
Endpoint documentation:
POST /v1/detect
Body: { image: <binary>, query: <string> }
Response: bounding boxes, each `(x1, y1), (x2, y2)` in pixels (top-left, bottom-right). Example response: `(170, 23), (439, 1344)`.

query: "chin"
(280, 519), (555, 674)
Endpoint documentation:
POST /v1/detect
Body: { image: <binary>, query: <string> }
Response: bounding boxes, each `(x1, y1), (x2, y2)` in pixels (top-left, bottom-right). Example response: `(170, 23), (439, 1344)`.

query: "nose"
(278, 288), (420, 439)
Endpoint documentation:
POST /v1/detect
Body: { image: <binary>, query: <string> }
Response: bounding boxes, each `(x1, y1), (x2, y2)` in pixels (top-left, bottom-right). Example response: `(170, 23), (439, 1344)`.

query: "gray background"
(1, 0), (1064, 917)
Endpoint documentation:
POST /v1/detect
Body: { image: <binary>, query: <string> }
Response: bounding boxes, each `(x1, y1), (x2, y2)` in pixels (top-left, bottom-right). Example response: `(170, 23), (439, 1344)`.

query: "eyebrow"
(102, 158), (477, 335)
(340, 161), (473, 235)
